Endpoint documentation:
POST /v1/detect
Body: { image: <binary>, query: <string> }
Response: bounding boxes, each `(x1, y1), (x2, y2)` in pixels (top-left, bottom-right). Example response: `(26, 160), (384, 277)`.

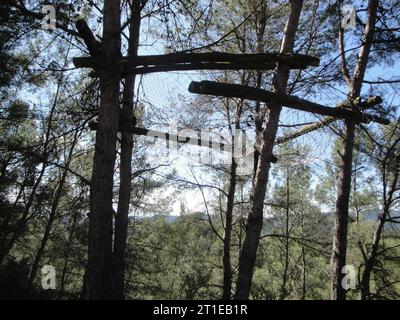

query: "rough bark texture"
(330, 119), (354, 300)
(234, 0), (304, 300)
(330, 0), (378, 300)
(113, 2), (141, 300)
(88, 0), (121, 300)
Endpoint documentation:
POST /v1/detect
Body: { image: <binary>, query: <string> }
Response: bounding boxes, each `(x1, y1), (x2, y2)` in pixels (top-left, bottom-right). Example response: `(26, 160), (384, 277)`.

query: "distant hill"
(130, 210), (400, 229)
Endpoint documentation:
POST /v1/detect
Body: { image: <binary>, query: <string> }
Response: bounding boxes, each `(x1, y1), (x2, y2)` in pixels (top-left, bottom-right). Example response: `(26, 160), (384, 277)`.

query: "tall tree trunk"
(300, 209), (307, 300)
(113, 2), (141, 300)
(253, 0), (268, 179)
(330, 119), (355, 300)
(222, 100), (243, 299)
(80, 265), (89, 300)
(330, 0), (378, 300)
(280, 166), (290, 300)
(88, 0), (121, 299)
(222, 157), (236, 300)
(234, 0), (304, 300)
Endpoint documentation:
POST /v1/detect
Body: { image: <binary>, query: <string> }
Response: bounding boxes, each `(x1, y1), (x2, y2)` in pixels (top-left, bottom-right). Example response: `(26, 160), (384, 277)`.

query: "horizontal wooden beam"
(88, 122), (277, 162)
(133, 127), (231, 151)
(188, 81), (390, 125)
(133, 52), (319, 67)
(73, 52), (319, 75)
(89, 122), (230, 151)
(275, 96), (385, 144)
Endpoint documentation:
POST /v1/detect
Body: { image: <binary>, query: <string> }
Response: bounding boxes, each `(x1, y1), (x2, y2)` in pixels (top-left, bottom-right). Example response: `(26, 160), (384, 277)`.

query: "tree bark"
(222, 157), (236, 300)
(330, 119), (354, 300)
(330, 0), (378, 300)
(88, 0), (121, 300)
(234, 0), (304, 300)
(80, 265), (89, 300)
(280, 166), (290, 300)
(222, 97), (243, 299)
(113, 1), (141, 300)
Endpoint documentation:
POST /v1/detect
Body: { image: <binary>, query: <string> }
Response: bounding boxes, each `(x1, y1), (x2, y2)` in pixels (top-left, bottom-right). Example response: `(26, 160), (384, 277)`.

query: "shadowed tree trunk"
(222, 97), (244, 300)
(88, 0), (121, 299)
(330, 0), (378, 300)
(113, 0), (141, 300)
(80, 265), (89, 300)
(234, 0), (304, 300)
(222, 156), (236, 300)
(300, 208), (307, 300)
(280, 166), (290, 300)
(224, 3), (267, 299)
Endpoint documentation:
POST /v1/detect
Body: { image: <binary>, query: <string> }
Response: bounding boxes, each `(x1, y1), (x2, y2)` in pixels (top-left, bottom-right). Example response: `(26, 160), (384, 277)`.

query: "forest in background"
(0, 0), (400, 300)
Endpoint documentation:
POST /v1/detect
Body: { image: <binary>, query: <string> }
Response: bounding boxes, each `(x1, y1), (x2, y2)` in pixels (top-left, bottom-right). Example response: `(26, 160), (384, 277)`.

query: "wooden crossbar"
(188, 81), (390, 125)
(72, 52), (320, 75)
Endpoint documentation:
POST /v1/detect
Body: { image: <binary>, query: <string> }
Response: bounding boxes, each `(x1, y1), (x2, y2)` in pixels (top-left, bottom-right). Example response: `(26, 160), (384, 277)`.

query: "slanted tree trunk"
(330, 0), (378, 300)
(0, 76), (63, 265)
(26, 129), (81, 296)
(360, 206), (387, 299)
(234, 0), (304, 300)
(113, 1), (141, 300)
(0, 165), (46, 264)
(88, 0), (121, 300)
(360, 151), (400, 299)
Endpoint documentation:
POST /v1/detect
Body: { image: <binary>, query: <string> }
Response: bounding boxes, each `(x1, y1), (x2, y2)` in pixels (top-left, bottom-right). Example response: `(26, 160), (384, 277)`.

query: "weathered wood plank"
(275, 96), (385, 144)
(188, 81), (390, 125)
(73, 52), (320, 73)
